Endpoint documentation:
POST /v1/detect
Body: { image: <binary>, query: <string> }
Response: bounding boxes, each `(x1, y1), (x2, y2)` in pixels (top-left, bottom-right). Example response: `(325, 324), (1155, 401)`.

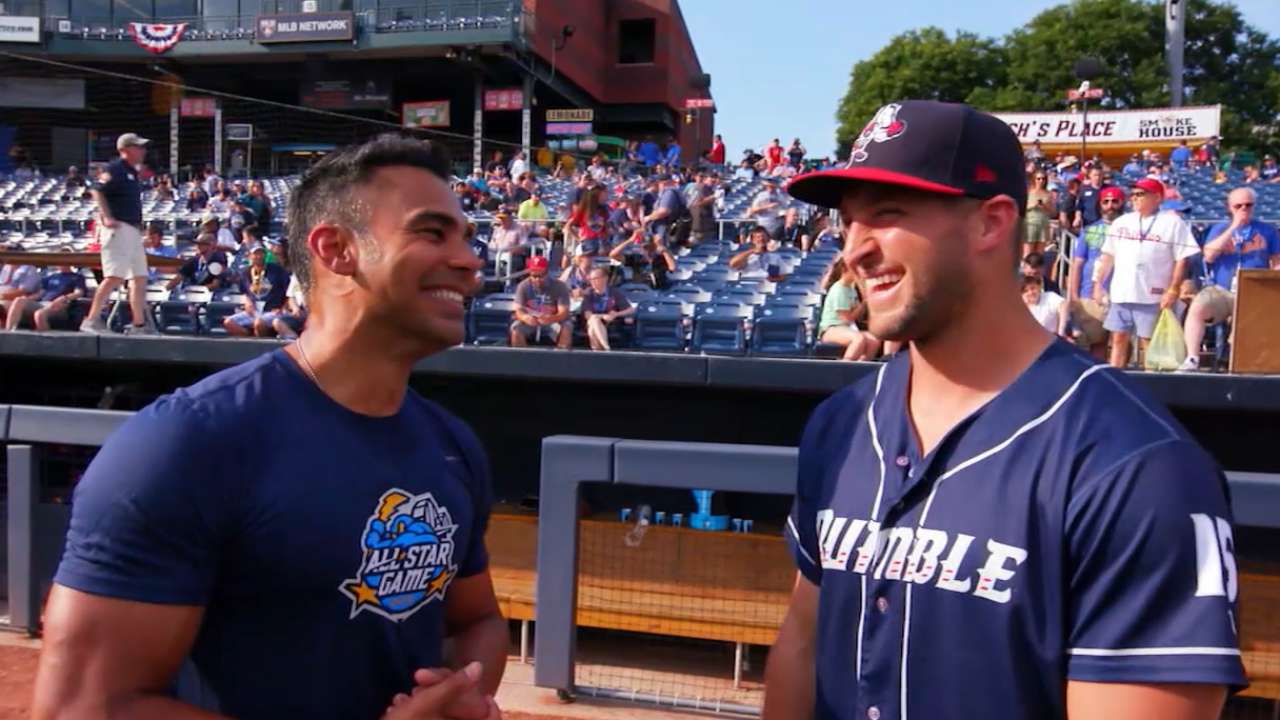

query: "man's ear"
(973, 196), (1020, 258)
(308, 224), (360, 280)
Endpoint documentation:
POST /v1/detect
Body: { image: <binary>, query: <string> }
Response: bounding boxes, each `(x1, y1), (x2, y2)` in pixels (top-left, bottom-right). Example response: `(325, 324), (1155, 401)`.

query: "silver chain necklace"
(294, 339), (322, 389)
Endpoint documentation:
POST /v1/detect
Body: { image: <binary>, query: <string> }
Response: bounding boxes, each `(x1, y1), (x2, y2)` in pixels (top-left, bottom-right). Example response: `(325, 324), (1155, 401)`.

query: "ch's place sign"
(256, 11), (353, 43)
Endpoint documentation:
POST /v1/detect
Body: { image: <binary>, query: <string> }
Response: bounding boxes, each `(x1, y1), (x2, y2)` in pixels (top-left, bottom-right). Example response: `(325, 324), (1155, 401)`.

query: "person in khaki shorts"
(1065, 185), (1125, 359)
(1178, 187), (1280, 371)
(80, 133), (156, 334)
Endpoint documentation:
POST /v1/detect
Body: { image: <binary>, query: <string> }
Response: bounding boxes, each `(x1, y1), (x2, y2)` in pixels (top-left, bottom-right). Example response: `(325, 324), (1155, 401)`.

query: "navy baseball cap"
(787, 100), (1027, 212)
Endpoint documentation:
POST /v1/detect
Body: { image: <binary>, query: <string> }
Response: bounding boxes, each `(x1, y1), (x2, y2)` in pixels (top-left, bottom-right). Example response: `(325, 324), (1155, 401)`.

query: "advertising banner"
(403, 100), (450, 128)
(0, 16), (40, 43)
(256, 12), (353, 43)
(994, 105), (1220, 145)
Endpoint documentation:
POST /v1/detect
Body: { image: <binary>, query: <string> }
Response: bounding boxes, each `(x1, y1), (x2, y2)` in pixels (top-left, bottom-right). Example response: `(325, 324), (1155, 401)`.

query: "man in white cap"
(81, 133), (156, 334)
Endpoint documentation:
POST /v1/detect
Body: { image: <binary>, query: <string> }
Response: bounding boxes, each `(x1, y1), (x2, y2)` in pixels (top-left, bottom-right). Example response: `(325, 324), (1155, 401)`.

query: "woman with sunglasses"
(1024, 171), (1053, 257)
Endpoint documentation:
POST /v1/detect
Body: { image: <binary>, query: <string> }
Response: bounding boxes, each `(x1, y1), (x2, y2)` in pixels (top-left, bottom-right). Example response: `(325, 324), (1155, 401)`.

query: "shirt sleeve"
(54, 398), (235, 605)
(91, 163), (119, 193)
(1173, 218), (1200, 262)
(1264, 223), (1280, 257)
(788, 394), (846, 586)
(1072, 228), (1091, 260)
(1101, 221), (1117, 255)
(1065, 438), (1246, 687)
(440, 413), (492, 578)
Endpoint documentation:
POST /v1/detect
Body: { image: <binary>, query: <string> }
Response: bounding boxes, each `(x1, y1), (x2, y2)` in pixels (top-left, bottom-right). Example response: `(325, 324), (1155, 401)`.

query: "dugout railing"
(533, 435), (1280, 717)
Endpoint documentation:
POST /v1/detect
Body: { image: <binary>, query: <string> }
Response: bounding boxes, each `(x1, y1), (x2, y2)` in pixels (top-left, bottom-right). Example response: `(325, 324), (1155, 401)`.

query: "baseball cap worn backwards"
(787, 100), (1026, 211)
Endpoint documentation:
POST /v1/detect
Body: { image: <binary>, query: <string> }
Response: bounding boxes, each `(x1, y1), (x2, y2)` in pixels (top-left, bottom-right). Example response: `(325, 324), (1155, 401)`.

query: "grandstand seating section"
(3, 166), (1277, 353)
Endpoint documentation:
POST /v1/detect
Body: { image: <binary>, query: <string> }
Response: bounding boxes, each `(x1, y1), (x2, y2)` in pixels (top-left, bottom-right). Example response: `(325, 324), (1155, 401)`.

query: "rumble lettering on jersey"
(815, 509), (1028, 604)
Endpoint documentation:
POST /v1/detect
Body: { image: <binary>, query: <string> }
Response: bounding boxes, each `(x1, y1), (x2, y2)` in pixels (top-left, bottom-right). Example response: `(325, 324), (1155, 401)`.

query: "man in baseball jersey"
(766, 100), (1243, 720)
(1092, 176), (1200, 369)
(35, 135), (504, 720)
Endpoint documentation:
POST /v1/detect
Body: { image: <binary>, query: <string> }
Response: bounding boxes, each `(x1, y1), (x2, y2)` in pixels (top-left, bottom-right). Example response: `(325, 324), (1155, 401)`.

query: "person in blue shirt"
(1170, 139), (1192, 169)
(638, 139), (661, 167)
(223, 244), (292, 337)
(1066, 185), (1124, 359)
(1179, 186), (1280, 371)
(3, 264), (86, 331)
(35, 135), (504, 720)
(664, 140), (682, 168)
(1122, 153), (1145, 177)
(769, 100), (1241, 720)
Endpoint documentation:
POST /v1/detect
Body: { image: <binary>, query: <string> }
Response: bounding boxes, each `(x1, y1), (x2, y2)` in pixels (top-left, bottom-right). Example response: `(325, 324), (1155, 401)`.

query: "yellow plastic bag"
(1145, 308), (1187, 371)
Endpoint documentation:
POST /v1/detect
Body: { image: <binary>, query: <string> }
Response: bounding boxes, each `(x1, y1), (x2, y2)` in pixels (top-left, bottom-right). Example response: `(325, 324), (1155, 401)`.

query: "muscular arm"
(1202, 225), (1237, 265)
(762, 573), (818, 720)
(1067, 681), (1225, 719)
(33, 585), (226, 720)
(443, 571), (507, 696)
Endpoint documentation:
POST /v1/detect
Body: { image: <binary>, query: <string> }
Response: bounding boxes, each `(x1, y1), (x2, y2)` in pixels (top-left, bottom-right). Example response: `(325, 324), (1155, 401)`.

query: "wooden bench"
(488, 513), (1280, 699)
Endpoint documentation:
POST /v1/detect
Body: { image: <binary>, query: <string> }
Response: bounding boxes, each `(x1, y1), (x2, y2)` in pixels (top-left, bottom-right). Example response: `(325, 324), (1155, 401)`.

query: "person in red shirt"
(709, 134), (726, 165)
(765, 138), (784, 172)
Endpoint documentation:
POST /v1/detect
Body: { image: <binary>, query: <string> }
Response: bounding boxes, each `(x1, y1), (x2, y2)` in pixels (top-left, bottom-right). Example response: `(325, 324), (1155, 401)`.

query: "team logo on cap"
(850, 103), (907, 164)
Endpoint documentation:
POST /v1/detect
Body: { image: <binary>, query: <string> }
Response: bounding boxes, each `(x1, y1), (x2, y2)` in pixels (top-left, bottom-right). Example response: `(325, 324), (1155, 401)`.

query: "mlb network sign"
(257, 11), (353, 43)
(0, 16), (41, 43)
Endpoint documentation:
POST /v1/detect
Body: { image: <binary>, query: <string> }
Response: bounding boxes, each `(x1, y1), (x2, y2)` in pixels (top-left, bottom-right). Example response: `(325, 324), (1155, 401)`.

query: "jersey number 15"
(1191, 513), (1237, 603)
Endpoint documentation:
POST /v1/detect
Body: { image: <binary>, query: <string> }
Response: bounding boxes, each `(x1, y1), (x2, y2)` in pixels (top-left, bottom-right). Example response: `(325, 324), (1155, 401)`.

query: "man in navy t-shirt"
(223, 244), (291, 337)
(768, 100), (1241, 720)
(36, 135), (503, 720)
(1179, 186), (1280, 371)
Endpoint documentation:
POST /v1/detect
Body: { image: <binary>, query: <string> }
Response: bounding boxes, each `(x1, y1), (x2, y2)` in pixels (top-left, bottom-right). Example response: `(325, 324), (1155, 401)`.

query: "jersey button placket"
(867, 706), (881, 720)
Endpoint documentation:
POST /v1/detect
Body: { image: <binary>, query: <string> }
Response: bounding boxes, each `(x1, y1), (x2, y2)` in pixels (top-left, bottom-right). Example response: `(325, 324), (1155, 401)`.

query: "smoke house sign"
(994, 105), (1220, 146)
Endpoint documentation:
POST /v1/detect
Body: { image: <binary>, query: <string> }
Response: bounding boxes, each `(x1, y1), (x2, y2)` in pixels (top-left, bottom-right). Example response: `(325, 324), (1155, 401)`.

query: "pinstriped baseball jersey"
(788, 340), (1245, 720)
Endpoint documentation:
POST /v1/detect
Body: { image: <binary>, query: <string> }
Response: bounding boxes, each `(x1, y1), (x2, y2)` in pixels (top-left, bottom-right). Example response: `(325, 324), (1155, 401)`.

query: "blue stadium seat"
(751, 305), (811, 357)
(668, 285), (712, 304)
(691, 303), (749, 355)
(202, 293), (244, 336)
(467, 294), (516, 346)
(632, 303), (687, 351)
(154, 296), (202, 335)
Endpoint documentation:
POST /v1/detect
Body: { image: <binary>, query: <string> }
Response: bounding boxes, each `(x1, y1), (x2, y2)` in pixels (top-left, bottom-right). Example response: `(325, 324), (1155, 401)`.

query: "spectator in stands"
(4, 263), (85, 331)
(730, 226), (783, 279)
(208, 184), (233, 215)
(1025, 139), (1044, 163)
(1244, 165), (1262, 184)
(485, 150), (505, 175)
(787, 139), (807, 169)
(608, 195), (644, 246)
(517, 188), (549, 225)
(152, 174), (176, 201)
(819, 258), (880, 361)
(1021, 274), (1067, 336)
(638, 138), (661, 167)
(664, 139), (682, 167)
(81, 133), (154, 335)
(1094, 177), (1199, 369)
(1170, 139), (1192, 170)
(780, 208), (807, 248)
(806, 214), (840, 252)
(455, 182), (477, 213)
(568, 186), (610, 256)
(201, 214), (239, 251)
(489, 210), (530, 269)
(201, 165), (221, 196)
(1021, 252), (1059, 295)
(228, 197), (258, 238)
(166, 233), (228, 291)
(477, 191), (501, 212)
(0, 249), (42, 327)
(688, 172), (719, 245)
(508, 150), (528, 181)
(588, 155), (608, 182)
(1024, 170), (1053, 256)
(142, 224), (177, 283)
(1179, 187), (1280, 371)
(1057, 176), (1080, 233)
(245, 180), (273, 228)
(709, 134), (726, 165)
(64, 166), (86, 196)
(1075, 166), (1107, 230)
(764, 139), (784, 173)
(610, 228), (675, 289)
(560, 252), (594, 299)
(1264, 155), (1280, 182)
(748, 178), (786, 241)
(1122, 154), (1145, 177)
(224, 245), (290, 337)
(741, 148), (765, 177)
(510, 255), (571, 349)
(642, 175), (686, 245)
(1066, 186), (1123, 359)
(581, 267), (634, 352)
(186, 184), (209, 212)
(467, 168), (489, 195)
(508, 176), (530, 206)
(268, 274), (308, 339)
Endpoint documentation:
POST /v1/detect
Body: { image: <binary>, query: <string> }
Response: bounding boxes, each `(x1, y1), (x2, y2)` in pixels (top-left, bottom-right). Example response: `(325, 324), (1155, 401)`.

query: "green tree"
(834, 27), (1007, 157)
(834, 0), (1280, 154)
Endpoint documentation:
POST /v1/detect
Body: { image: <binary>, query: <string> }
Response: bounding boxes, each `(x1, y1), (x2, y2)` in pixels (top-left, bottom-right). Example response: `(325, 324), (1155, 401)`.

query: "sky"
(680, 0), (1280, 159)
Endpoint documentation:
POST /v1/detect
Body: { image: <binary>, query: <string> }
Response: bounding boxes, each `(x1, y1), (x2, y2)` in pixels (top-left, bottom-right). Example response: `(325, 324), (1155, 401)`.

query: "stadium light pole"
(1073, 57), (1104, 165)
(1166, 0), (1186, 107)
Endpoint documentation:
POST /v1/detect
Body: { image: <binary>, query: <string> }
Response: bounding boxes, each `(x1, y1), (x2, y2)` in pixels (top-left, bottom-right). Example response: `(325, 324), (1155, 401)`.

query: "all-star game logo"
(340, 489), (458, 621)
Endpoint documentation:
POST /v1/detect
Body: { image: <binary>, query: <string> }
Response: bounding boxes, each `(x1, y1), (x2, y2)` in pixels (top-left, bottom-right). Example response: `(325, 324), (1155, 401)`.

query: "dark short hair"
(749, 225), (769, 237)
(1021, 274), (1043, 290)
(1022, 251), (1045, 269)
(286, 134), (451, 293)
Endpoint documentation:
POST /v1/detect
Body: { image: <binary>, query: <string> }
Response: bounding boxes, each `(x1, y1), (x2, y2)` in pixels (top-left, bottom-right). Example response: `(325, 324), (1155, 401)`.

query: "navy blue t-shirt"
(55, 350), (493, 719)
(93, 159), (143, 227)
(1078, 184), (1104, 226)
(237, 262), (290, 312)
(39, 271), (86, 301)
(788, 340), (1244, 720)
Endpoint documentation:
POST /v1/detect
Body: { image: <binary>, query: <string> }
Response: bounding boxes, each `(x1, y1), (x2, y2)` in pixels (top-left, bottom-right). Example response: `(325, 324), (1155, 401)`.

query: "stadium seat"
(691, 303), (750, 356)
(632, 303), (687, 351)
(467, 294), (516, 346)
(751, 305), (811, 357)
(668, 285), (712, 305)
(202, 292), (246, 336)
(154, 287), (209, 335)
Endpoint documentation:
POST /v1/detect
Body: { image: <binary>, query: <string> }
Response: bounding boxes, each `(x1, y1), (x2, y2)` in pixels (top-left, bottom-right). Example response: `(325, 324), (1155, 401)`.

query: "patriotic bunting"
(128, 22), (187, 54)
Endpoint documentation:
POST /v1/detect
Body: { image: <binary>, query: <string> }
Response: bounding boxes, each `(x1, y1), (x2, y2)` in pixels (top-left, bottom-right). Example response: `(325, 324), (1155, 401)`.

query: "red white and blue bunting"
(128, 22), (187, 54)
